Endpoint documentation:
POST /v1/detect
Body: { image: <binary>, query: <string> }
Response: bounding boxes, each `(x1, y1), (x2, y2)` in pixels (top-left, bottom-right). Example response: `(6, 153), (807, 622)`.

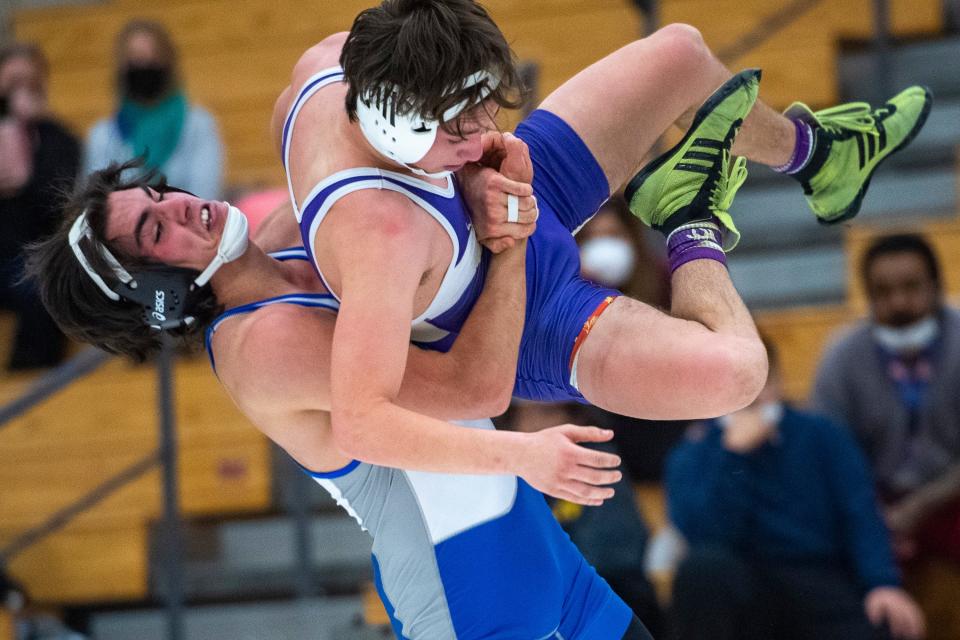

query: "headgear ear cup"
(69, 205), (250, 331)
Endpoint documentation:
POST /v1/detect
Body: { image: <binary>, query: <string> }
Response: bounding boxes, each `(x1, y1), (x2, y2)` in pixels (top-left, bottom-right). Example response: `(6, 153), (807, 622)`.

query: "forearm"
(332, 398), (528, 475)
(398, 240), (527, 419)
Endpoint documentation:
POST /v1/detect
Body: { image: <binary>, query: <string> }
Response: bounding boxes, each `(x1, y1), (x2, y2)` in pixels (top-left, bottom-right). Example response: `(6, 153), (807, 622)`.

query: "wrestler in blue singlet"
(283, 68), (620, 403)
(203, 251), (637, 639)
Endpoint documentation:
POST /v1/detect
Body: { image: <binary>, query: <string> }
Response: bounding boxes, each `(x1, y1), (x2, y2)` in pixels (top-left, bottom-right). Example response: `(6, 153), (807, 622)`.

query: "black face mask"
(123, 65), (172, 102)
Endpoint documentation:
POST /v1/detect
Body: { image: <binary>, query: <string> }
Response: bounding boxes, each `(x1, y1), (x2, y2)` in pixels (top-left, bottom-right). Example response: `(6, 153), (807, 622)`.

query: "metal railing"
(0, 342), (186, 640)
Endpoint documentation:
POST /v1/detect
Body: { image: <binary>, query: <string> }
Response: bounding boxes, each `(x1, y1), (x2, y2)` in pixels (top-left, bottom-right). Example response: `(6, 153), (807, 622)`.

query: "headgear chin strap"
(356, 70), (499, 178)
(68, 204), (250, 330)
(193, 204), (249, 287)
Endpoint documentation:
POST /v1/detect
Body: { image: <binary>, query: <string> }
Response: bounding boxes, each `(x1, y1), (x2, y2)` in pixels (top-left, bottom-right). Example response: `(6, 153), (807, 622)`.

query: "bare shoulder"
(328, 187), (437, 241)
(293, 32), (350, 82)
(217, 305), (336, 409)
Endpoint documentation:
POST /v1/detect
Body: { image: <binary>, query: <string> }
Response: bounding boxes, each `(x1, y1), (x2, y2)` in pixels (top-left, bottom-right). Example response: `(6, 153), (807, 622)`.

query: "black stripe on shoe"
(693, 138), (724, 150)
(676, 163), (714, 174)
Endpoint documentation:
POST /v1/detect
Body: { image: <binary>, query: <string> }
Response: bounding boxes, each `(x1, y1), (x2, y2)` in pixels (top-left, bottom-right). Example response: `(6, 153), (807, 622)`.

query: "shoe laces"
(711, 151), (748, 213)
(813, 102), (877, 136)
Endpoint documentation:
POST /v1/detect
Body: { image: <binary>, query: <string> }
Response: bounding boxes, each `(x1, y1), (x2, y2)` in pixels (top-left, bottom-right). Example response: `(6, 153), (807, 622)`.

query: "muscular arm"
(323, 192), (529, 474)
(399, 242), (523, 419)
(235, 302), (619, 505)
(251, 200), (521, 419)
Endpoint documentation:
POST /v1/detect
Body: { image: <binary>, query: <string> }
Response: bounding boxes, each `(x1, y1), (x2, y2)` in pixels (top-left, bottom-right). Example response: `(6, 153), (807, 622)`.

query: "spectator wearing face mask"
(811, 234), (960, 568)
(0, 42), (80, 369)
(84, 19), (223, 200)
(577, 194), (670, 309)
(667, 336), (926, 640)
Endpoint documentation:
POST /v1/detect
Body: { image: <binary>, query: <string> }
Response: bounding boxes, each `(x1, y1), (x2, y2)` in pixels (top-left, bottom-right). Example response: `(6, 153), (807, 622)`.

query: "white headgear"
(355, 70), (499, 177)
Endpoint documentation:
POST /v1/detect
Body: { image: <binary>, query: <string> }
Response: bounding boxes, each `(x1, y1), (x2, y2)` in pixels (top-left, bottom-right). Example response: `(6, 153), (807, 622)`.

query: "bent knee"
(717, 337), (769, 412)
(648, 23), (711, 71)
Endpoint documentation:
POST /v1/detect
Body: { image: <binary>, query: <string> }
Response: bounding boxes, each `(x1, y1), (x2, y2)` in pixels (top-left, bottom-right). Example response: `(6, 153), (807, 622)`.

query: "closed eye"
(150, 189), (165, 245)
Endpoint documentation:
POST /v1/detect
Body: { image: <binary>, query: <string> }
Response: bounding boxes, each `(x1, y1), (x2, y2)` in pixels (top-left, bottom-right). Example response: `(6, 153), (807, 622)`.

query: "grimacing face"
(103, 187), (230, 271)
(866, 251), (940, 328)
(415, 101), (498, 174)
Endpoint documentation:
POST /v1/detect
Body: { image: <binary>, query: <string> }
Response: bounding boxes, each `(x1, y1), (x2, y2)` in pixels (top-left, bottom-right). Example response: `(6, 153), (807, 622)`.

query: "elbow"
(465, 372), (515, 418)
(485, 385), (514, 418)
(719, 336), (769, 414)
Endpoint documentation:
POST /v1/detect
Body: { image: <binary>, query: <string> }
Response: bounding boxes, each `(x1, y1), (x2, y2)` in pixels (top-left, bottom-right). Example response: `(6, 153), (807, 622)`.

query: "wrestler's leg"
(566, 70), (766, 420)
(537, 22), (796, 193)
(574, 261), (766, 420)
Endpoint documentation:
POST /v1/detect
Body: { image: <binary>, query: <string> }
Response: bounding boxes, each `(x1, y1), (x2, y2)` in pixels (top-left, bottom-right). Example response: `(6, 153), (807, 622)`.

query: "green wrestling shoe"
(788, 85), (933, 224)
(624, 68), (760, 251)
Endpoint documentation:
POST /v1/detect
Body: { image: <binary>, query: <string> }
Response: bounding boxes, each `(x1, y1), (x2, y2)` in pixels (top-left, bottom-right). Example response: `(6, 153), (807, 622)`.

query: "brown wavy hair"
(341, 0), (524, 136)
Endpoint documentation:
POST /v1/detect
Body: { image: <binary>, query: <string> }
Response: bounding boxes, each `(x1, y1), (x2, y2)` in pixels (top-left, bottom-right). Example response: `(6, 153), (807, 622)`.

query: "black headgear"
(68, 213), (200, 330)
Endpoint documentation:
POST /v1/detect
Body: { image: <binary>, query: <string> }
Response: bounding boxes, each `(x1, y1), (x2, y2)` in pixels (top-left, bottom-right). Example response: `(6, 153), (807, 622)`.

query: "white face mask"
(579, 236), (636, 288)
(716, 401), (784, 429)
(872, 315), (939, 354)
(193, 204), (250, 287)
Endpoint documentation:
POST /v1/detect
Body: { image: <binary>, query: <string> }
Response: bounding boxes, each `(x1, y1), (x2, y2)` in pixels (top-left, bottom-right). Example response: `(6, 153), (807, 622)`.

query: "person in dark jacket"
(0, 42), (80, 369)
(666, 337), (925, 640)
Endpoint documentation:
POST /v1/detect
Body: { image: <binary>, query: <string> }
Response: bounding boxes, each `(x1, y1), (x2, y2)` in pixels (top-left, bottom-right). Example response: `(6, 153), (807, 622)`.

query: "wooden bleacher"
(754, 304), (854, 402)
(0, 357), (271, 603)
(0, 611), (12, 640)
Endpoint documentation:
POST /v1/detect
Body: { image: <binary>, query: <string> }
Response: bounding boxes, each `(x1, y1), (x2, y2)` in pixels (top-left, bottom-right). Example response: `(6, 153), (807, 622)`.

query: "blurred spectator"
(0, 42), (79, 369)
(577, 194), (670, 309)
(576, 195), (686, 482)
(666, 337), (925, 640)
(84, 19), (223, 199)
(232, 185), (288, 237)
(811, 234), (960, 565)
(505, 401), (663, 637)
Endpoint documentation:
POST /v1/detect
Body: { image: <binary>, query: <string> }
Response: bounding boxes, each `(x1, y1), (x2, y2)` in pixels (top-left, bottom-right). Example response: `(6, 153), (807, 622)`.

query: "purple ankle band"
(667, 220), (726, 273)
(773, 119), (814, 174)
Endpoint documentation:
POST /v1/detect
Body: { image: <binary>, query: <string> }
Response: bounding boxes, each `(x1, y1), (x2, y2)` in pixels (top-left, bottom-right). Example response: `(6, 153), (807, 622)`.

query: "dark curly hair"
(341, 0), (524, 136)
(24, 160), (222, 361)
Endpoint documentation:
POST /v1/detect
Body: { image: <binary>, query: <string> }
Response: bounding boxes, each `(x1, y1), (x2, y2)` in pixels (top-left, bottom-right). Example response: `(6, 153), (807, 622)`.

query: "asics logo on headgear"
(152, 289), (166, 322)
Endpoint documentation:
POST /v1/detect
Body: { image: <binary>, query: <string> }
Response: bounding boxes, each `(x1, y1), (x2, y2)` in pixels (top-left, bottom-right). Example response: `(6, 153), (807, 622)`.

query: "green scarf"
(116, 92), (187, 172)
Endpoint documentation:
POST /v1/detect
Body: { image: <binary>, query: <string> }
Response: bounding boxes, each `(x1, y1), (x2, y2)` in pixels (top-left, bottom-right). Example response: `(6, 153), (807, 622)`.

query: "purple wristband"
(667, 220), (727, 273)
